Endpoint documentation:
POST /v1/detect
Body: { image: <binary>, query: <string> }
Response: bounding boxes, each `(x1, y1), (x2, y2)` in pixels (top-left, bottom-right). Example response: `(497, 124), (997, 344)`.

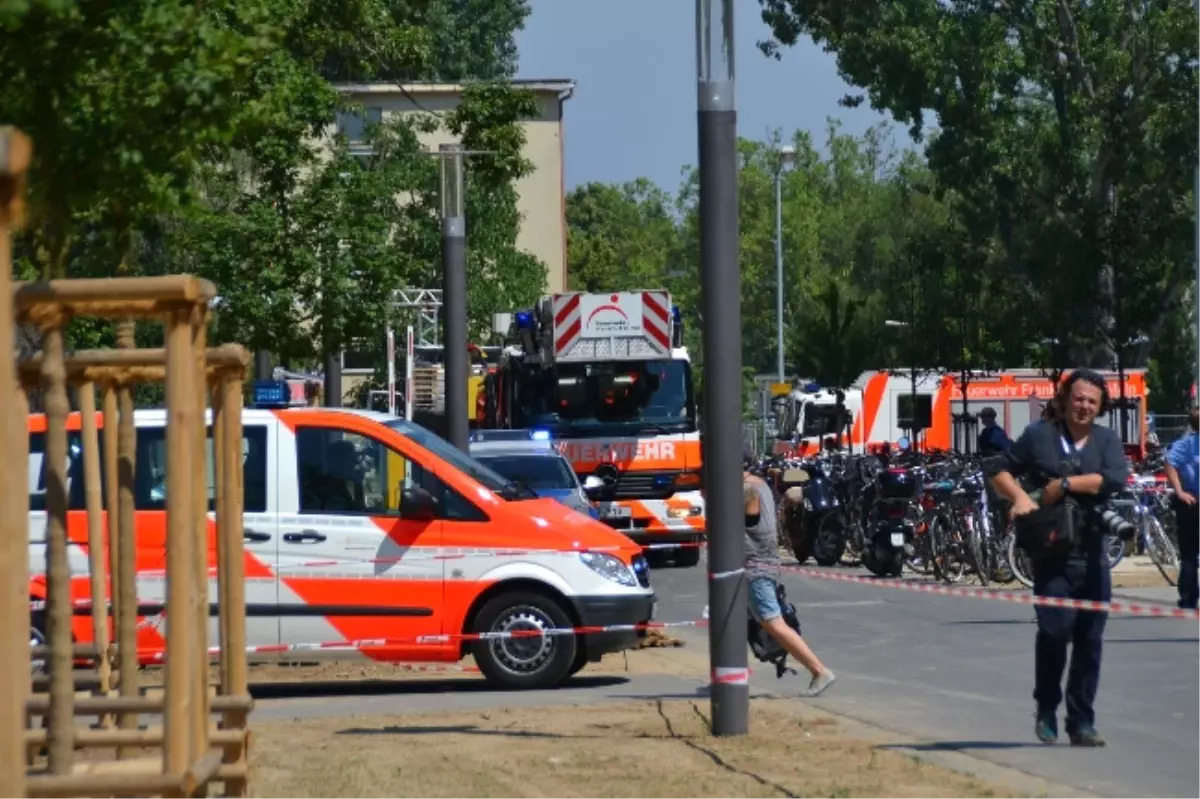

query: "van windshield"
(385, 418), (514, 495)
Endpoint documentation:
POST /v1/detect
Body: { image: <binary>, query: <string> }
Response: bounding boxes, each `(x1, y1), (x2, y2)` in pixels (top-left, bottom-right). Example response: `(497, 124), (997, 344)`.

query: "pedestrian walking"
(985, 368), (1130, 747)
(1164, 406), (1199, 610)
(742, 446), (837, 697)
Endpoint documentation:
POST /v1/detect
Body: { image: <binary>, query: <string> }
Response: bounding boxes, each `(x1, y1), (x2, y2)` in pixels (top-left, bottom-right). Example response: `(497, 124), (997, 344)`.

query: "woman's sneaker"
(802, 670), (836, 697)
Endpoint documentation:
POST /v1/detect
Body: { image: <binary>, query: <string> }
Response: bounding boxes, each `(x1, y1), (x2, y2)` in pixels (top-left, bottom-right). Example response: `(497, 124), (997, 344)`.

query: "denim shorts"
(748, 576), (782, 623)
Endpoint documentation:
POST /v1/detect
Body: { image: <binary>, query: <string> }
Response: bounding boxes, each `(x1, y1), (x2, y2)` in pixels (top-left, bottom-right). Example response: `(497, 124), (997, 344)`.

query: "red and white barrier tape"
(777, 564), (1200, 620)
(136, 618), (710, 659)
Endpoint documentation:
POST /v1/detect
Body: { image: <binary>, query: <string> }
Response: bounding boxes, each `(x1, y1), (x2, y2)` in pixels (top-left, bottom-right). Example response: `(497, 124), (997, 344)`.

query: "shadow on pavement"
(1104, 637), (1199, 644)
(943, 619), (1037, 625)
(878, 740), (1049, 752)
(249, 674), (630, 700)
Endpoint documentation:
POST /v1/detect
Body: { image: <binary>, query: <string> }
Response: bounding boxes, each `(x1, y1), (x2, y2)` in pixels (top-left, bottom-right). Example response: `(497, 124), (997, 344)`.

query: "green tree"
(757, 0), (1198, 370)
(566, 179), (681, 293)
(1, 0), (271, 279)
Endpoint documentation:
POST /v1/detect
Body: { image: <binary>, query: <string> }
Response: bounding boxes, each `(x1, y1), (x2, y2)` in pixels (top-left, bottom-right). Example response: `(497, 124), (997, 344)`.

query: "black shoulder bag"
(746, 581), (802, 678)
(1013, 423), (1082, 560)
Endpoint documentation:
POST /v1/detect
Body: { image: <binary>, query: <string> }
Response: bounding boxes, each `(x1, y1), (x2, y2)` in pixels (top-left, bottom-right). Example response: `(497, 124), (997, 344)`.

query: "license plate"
(598, 504), (631, 520)
(890, 533), (905, 547)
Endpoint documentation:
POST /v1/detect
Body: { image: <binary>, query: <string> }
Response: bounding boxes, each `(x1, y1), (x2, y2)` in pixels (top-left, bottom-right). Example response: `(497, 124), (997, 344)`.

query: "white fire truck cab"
(478, 291), (705, 565)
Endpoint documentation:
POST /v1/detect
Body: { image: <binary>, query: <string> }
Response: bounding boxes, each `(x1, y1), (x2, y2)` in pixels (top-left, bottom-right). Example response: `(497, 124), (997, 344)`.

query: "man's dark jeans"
(1033, 555), (1110, 732)
(1174, 498), (1199, 610)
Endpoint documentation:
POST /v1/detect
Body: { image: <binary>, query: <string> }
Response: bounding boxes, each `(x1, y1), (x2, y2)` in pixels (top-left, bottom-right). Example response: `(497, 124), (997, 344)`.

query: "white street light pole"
(775, 145), (795, 382)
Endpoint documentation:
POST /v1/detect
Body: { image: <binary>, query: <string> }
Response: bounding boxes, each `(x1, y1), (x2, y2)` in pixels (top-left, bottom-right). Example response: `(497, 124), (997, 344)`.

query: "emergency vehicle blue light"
(653, 474), (674, 487)
(515, 311), (535, 330)
(530, 429), (551, 441)
(671, 305), (682, 323)
(252, 380), (290, 408)
(803, 382), (821, 393)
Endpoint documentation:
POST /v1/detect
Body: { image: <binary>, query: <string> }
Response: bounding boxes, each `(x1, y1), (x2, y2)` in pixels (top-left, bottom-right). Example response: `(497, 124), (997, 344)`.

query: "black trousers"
(1175, 499), (1199, 610)
(1032, 555), (1111, 731)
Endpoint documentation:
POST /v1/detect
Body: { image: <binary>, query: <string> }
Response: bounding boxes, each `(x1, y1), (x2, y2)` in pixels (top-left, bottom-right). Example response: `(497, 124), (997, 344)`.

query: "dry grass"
(246, 698), (1016, 799)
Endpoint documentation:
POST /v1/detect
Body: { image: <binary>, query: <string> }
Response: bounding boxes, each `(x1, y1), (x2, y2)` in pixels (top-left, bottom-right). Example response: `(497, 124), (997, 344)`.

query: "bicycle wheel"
(969, 513), (990, 588)
(1006, 532), (1034, 589)
(1145, 516), (1180, 586)
(932, 516), (967, 584)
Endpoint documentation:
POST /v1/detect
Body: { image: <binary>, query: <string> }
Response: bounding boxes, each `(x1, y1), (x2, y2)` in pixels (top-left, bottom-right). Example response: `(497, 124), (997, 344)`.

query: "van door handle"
(283, 530), (326, 544)
(243, 529), (272, 542)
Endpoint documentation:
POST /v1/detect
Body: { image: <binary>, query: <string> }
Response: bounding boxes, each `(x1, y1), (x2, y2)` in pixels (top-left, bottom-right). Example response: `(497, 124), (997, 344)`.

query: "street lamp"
(440, 143), (469, 452)
(774, 145), (795, 382)
(695, 0), (748, 737)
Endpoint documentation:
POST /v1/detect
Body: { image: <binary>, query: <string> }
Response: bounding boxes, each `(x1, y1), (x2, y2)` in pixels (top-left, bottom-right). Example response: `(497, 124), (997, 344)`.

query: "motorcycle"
(862, 436), (921, 577)
(779, 457), (846, 566)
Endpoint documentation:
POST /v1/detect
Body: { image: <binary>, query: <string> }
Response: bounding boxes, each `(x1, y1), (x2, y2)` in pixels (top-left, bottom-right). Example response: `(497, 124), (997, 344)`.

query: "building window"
(336, 107), (382, 146)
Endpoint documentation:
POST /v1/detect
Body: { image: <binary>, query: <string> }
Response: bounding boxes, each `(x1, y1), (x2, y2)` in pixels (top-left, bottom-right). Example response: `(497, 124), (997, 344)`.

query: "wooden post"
(189, 307), (210, 779)
(219, 372), (248, 797)
(40, 319), (75, 775)
(0, 125), (32, 799)
(101, 384), (120, 651)
(78, 381), (113, 716)
(115, 378), (139, 753)
(163, 306), (197, 781)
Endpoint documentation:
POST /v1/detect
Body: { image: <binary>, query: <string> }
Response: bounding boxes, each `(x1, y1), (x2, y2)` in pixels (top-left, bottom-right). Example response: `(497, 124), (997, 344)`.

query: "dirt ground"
(245, 697), (1016, 799)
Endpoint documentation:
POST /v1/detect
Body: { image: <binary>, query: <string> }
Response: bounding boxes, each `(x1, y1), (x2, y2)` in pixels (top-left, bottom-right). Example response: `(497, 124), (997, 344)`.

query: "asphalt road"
(653, 553), (1200, 799)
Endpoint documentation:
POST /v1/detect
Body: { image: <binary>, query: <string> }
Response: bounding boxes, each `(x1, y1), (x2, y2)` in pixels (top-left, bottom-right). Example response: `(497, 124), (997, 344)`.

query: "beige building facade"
(331, 80), (575, 296)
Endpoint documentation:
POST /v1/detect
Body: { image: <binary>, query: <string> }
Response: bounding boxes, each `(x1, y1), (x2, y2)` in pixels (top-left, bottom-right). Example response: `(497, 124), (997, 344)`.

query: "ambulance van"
(27, 387), (656, 689)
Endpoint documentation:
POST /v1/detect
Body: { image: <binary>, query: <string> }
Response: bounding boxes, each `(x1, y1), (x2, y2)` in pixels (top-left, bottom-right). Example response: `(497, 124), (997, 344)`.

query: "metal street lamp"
(440, 143), (469, 452)
(696, 0), (748, 737)
(774, 145), (795, 382)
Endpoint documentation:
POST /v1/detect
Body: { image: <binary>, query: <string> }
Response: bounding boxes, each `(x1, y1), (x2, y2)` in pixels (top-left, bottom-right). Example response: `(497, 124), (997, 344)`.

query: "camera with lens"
(1095, 508), (1136, 541)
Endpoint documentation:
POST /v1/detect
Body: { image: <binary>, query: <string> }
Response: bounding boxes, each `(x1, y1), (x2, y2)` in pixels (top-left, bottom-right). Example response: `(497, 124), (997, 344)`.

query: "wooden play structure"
(1, 129), (255, 796)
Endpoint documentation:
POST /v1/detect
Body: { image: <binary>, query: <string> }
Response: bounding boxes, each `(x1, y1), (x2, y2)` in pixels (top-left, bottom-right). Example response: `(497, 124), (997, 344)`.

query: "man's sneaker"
(1035, 711), (1058, 744)
(802, 670), (836, 697)
(1067, 726), (1107, 747)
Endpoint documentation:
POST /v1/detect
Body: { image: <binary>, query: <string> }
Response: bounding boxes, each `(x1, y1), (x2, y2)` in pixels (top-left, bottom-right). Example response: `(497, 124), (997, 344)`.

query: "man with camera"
(1164, 406), (1199, 610)
(985, 369), (1131, 747)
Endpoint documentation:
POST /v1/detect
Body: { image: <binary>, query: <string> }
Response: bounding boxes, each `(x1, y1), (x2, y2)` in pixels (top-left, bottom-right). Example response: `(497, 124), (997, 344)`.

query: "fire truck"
(775, 368), (1150, 459)
(477, 290), (705, 564)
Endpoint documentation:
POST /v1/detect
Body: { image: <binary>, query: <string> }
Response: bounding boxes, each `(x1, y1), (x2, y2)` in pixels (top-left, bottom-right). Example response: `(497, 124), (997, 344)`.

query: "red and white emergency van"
(27, 387), (656, 689)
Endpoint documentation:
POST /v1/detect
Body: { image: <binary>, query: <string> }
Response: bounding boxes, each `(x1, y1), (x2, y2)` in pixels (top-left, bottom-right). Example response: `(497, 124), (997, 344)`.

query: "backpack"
(746, 581), (802, 678)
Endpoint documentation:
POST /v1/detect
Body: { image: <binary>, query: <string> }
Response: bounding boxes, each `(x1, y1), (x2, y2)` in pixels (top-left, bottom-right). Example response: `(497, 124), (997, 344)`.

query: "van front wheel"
(470, 591), (577, 690)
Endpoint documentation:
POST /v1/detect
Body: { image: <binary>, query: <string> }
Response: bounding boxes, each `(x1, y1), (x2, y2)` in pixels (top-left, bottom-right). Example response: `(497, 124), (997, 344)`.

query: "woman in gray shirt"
(743, 448), (837, 697)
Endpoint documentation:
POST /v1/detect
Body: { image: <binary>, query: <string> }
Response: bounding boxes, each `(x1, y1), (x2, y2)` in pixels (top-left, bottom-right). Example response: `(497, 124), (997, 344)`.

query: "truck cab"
(478, 291), (705, 566)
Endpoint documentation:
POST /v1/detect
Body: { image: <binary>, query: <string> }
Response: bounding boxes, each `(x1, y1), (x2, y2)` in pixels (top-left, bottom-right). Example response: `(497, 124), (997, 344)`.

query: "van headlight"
(579, 552), (638, 587)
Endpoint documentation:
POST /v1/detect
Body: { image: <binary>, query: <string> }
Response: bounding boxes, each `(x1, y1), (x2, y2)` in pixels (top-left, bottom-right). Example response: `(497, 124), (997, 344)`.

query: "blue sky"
(515, 0), (894, 196)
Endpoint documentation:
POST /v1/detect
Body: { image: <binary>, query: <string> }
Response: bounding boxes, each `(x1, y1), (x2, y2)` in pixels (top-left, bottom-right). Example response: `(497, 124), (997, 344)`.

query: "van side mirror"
(582, 475), (605, 499)
(400, 485), (436, 521)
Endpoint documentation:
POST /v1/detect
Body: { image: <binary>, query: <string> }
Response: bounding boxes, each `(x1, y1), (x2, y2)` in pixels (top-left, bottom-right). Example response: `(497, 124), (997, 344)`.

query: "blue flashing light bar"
(252, 380), (290, 409)
(671, 305), (682, 324)
(530, 429), (551, 441)
(803, 382), (821, 393)
(515, 310), (535, 330)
